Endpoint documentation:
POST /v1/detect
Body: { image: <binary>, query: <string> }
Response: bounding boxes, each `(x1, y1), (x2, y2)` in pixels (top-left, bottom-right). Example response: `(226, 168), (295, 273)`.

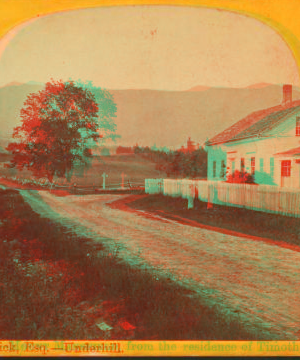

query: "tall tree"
(7, 79), (117, 182)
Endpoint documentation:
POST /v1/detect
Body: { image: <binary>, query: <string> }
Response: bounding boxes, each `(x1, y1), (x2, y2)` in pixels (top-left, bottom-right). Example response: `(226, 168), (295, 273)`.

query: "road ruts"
(21, 191), (300, 340)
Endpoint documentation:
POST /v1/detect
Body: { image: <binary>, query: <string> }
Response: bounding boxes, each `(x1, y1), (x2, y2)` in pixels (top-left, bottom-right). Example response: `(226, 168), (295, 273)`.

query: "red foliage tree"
(7, 80), (116, 182)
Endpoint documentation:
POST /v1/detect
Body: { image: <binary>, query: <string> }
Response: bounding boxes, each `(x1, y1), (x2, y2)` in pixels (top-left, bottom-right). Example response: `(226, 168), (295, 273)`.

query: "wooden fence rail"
(145, 178), (300, 218)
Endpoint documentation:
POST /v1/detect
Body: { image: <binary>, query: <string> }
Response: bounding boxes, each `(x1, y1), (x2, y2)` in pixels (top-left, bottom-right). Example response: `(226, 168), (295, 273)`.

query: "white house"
(205, 85), (300, 188)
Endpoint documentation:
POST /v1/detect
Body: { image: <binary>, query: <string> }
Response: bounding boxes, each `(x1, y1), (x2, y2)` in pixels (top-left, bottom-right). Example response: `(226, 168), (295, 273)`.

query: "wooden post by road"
(102, 172), (108, 189)
(121, 172), (127, 189)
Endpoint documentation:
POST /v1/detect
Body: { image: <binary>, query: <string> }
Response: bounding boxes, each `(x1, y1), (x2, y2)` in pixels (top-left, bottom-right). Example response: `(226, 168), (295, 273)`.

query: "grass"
(126, 194), (300, 248)
(0, 154), (166, 187)
(0, 189), (265, 340)
(0, 153), (11, 162)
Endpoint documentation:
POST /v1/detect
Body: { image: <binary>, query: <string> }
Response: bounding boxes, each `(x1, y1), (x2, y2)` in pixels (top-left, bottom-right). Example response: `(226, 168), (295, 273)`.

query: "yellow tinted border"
(0, 340), (300, 356)
(0, 0), (299, 357)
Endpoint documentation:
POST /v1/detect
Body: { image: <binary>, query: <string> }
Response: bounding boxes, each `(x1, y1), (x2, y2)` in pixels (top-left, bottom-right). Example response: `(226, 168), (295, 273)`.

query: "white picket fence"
(145, 178), (300, 217)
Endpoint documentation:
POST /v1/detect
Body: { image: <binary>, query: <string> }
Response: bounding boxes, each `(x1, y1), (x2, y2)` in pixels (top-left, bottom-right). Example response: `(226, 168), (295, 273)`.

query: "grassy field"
(127, 194), (300, 248)
(0, 154), (166, 188)
(0, 189), (262, 340)
(0, 153), (11, 162)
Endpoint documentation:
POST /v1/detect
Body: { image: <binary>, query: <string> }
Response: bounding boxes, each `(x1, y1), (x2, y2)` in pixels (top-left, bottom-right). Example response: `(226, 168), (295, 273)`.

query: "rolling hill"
(0, 154), (167, 186)
(0, 83), (299, 150)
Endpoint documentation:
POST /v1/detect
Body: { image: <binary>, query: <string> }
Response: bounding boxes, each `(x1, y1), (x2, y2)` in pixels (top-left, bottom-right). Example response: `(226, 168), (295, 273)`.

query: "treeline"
(134, 146), (207, 178)
(116, 146), (134, 154)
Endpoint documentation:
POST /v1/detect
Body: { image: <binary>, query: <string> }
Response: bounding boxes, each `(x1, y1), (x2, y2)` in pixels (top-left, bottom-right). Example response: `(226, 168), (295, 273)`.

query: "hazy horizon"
(1, 83), (299, 150)
(1, 80), (299, 92)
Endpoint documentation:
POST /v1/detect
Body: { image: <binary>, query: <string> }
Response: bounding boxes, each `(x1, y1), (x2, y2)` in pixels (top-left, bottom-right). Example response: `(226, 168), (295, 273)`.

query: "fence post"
(187, 182), (194, 209)
(159, 179), (163, 194)
(188, 196), (194, 209)
(207, 181), (213, 209)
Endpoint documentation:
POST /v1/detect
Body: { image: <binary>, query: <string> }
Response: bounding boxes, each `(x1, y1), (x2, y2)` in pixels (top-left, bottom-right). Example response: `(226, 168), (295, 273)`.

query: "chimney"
(282, 84), (292, 106)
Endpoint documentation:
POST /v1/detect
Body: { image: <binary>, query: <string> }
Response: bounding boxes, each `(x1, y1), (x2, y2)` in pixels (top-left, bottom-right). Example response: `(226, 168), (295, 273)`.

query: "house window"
(213, 161), (216, 178)
(296, 117), (300, 136)
(241, 158), (245, 172)
(281, 160), (291, 177)
(270, 157), (274, 178)
(220, 160), (226, 178)
(232, 160), (235, 174)
(260, 158), (264, 173)
(251, 157), (255, 175)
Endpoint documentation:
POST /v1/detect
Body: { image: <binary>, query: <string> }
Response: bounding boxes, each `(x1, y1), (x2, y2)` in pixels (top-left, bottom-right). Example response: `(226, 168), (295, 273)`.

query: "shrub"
(226, 170), (255, 184)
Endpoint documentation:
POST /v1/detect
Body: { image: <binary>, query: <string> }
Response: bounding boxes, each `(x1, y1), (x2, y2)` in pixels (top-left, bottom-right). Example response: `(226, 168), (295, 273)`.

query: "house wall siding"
(207, 109), (300, 187)
(207, 146), (227, 181)
(207, 136), (300, 187)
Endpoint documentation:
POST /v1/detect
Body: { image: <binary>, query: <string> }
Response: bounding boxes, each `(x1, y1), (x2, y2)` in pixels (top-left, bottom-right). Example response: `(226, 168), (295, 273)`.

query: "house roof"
(274, 146), (300, 157)
(206, 100), (300, 146)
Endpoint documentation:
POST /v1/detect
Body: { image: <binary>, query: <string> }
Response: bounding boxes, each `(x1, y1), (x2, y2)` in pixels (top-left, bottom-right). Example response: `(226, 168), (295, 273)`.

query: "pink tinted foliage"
(6, 79), (110, 182)
(226, 170), (255, 184)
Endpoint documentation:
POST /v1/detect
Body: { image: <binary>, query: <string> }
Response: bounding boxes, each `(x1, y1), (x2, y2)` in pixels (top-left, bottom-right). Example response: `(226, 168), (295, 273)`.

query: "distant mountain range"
(187, 85), (211, 92)
(0, 82), (299, 150)
(245, 82), (272, 89)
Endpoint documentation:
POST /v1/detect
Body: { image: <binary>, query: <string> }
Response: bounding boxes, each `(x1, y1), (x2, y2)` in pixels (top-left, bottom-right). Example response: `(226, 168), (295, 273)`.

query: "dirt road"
(21, 191), (300, 340)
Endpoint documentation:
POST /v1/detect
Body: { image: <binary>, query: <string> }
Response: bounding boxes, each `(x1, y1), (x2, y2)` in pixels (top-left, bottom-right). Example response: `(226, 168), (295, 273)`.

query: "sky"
(0, 6), (299, 90)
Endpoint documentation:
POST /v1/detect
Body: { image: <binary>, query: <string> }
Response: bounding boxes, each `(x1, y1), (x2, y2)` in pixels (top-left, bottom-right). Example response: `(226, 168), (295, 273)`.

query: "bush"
(226, 170), (255, 184)
(135, 146), (207, 178)
(0, 175), (52, 188)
